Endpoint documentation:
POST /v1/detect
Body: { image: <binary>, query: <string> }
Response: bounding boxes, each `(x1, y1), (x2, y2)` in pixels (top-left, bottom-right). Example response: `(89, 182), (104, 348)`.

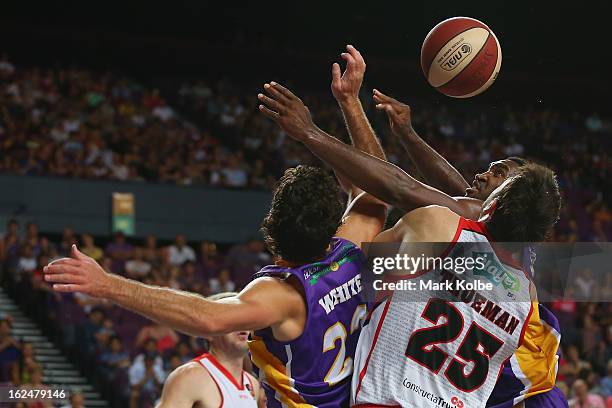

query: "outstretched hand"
(331, 44), (366, 104)
(44, 244), (114, 298)
(373, 89), (415, 137)
(258, 82), (316, 142)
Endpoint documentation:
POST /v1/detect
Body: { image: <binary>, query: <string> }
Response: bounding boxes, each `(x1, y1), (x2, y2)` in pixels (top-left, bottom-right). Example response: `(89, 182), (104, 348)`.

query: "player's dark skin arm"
(372, 89), (470, 196)
(257, 82), (474, 215)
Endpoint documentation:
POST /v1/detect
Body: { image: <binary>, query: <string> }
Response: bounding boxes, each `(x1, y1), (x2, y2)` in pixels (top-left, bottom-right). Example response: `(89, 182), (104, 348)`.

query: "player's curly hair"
(487, 163), (561, 242)
(261, 165), (343, 264)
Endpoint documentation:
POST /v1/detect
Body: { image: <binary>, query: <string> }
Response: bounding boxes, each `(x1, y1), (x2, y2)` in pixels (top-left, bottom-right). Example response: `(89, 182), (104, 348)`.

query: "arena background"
(0, 1), (610, 406)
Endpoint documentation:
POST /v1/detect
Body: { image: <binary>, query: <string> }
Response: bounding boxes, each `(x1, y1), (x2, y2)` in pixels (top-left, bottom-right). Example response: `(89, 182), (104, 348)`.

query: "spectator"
(17, 245), (37, 276)
(0, 318), (20, 382)
(129, 352), (165, 408)
(80, 233), (103, 261)
(23, 223), (41, 255)
(134, 324), (179, 355)
(2, 219), (19, 240)
(569, 379), (605, 408)
(80, 309), (105, 356)
(209, 268), (236, 294)
(125, 247), (152, 279)
(166, 234), (195, 266)
(59, 228), (77, 256)
(105, 232), (133, 261)
(60, 392), (85, 408)
(130, 338), (164, 377)
(141, 234), (160, 265)
(100, 336), (130, 381)
(176, 261), (206, 293)
(601, 361), (612, 398)
(12, 342), (40, 386)
(560, 345), (593, 385)
(176, 341), (194, 364)
(575, 268), (597, 299)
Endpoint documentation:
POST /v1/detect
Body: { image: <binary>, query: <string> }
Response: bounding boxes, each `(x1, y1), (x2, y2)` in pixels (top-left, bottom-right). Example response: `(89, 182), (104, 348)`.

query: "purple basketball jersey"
(249, 237), (367, 408)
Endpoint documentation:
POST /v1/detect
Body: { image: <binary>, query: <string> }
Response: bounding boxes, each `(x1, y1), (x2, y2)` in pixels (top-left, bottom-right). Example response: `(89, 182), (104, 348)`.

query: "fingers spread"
(258, 104), (279, 121)
(269, 82), (297, 100)
(258, 93), (283, 112)
(263, 83), (289, 102)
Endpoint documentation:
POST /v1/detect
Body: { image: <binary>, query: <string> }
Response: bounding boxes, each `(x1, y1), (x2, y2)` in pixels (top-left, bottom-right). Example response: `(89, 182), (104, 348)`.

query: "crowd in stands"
(0, 54), (610, 241)
(0, 220), (269, 407)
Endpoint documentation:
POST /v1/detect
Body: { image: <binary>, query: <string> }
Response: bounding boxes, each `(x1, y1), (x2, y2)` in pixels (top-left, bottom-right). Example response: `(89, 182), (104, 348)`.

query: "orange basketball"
(421, 17), (502, 98)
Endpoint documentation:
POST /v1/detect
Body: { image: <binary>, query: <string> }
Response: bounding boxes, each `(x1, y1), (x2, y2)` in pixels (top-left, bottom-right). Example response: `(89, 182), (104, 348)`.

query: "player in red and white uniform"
(156, 293), (264, 408)
(351, 164), (561, 407)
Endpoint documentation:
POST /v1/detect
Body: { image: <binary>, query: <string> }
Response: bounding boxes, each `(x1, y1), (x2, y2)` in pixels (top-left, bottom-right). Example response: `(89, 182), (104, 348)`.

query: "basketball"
(421, 17), (502, 98)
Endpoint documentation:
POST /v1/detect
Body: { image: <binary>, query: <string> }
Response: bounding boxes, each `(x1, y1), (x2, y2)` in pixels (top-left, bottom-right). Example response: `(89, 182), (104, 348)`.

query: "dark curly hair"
(487, 163), (561, 242)
(261, 166), (343, 264)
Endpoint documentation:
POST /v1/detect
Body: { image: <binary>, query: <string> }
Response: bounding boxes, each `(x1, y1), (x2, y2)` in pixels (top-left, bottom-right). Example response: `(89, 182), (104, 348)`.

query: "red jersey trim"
(355, 294), (393, 400)
(198, 359), (225, 408)
(195, 353), (245, 391)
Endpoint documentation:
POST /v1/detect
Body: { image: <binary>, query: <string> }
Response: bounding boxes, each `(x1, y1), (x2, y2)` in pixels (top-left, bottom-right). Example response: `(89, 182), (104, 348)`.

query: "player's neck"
(275, 243), (332, 267)
(209, 348), (244, 386)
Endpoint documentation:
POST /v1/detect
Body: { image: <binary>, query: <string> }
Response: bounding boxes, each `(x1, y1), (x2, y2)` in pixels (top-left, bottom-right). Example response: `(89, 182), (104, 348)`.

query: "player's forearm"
(106, 274), (219, 337)
(339, 98), (386, 160)
(398, 127), (469, 196)
(303, 126), (458, 213)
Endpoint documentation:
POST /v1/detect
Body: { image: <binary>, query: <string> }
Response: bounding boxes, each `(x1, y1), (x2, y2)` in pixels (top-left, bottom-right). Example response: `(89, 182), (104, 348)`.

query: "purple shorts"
(525, 387), (568, 408)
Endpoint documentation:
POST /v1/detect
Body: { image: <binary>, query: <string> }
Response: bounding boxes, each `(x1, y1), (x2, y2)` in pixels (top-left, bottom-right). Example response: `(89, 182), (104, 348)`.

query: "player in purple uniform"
(43, 46), (388, 408)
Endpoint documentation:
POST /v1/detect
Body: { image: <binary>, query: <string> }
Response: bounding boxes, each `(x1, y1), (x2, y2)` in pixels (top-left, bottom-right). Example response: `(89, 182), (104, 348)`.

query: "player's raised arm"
(373, 89), (470, 196)
(44, 245), (304, 338)
(257, 82), (470, 215)
(331, 45), (385, 161)
(328, 45), (388, 245)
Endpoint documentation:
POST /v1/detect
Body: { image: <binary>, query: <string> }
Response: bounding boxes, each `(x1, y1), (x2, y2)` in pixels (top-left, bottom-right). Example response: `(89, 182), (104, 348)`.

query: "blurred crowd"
(0, 220), (269, 407)
(0, 55), (610, 241)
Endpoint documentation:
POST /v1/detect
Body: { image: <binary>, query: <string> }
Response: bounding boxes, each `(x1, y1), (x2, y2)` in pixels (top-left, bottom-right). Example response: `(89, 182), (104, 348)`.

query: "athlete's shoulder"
(167, 360), (213, 387)
(158, 360), (217, 407)
(403, 205), (460, 235)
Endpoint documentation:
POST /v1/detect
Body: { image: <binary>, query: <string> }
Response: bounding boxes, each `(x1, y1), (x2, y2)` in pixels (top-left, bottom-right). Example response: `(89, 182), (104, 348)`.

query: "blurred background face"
(572, 379), (587, 398)
(70, 393), (85, 408)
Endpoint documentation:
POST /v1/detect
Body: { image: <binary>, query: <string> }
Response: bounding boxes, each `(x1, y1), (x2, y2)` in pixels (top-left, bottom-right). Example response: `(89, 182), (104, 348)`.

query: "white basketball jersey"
(195, 353), (258, 408)
(352, 218), (533, 408)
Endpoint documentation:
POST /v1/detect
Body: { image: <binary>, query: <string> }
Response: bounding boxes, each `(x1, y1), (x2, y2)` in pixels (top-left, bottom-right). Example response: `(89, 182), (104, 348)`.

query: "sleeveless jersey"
(194, 353), (257, 407)
(352, 218), (534, 408)
(487, 246), (565, 408)
(249, 237), (368, 408)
